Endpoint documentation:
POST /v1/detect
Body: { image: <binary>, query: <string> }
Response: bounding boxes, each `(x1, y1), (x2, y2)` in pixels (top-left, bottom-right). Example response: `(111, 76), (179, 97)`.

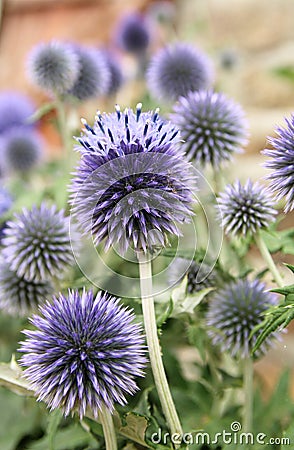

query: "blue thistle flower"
(67, 46), (110, 101)
(115, 12), (151, 54)
(146, 43), (214, 102)
(169, 259), (216, 294)
(171, 90), (248, 167)
(0, 186), (12, 216)
(0, 259), (53, 316)
(217, 179), (277, 236)
(2, 203), (74, 282)
(0, 91), (35, 134)
(262, 114), (294, 213)
(70, 104), (195, 253)
(206, 278), (280, 358)
(27, 40), (80, 95)
(2, 127), (43, 173)
(19, 289), (146, 418)
(103, 50), (124, 96)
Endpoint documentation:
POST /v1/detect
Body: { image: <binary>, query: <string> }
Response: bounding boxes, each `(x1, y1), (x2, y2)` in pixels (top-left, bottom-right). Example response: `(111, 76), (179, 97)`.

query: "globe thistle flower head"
(0, 259), (53, 316)
(2, 127), (43, 173)
(27, 40), (80, 95)
(115, 12), (151, 54)
(262, 114), (294, 213)
(206, 278), (279, 358)
(217, 179), (277, 236)
(67, 46), (110, 101)
(171, 90), (248, 167)
(0, 186), (12, 216)
(169, 259), (216, 294)
(146, 43), (214, 103)
(0, 91), (35, 134)
(70, 104), (195, 253)
(2, 203), (74, 282)
(103, 50), (124, 96)
(19, 289), (146, 418)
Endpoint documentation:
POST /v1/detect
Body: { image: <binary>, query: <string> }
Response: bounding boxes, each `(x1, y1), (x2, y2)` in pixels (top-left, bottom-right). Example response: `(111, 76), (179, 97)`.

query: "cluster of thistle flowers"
(4, 5), (294, 430)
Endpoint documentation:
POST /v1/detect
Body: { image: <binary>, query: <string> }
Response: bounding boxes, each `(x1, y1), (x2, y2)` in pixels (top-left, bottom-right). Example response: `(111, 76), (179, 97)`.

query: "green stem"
(255, 232), (283, 287)
(98, 405), (117, 450)
(243, 356), (253, 434)
(137, 251), (183, 444)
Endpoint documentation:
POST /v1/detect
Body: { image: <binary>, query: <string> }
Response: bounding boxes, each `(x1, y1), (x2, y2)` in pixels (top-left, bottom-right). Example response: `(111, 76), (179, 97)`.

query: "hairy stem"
(137, 251), (183, 444)
(255, 233), (283, 287)
(99, 406), (117, 450)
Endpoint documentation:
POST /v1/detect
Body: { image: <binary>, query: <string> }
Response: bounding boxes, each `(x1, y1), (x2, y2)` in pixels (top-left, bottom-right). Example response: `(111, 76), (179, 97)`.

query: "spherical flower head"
(27, 40), (80, 96)
(0, 91), (35, 134)
(2, 127), (43, 173)
(217, 179), (277, 236)
(114, 12), (151, 54)
(0, 186), (12, 216)
(262, 114), (294, 213)
(67, 46), (110, 101)
(103, 50), (124, 96)
(171, 90), (248, 167)
(206, 278), (280, 358)
(70, 104), (195, 253)
(146, 43), (214, 103)
(19, 289), (146, 418)
(0, 258), (53, 316)
(169, 258), (216, 294)
(2, 203), (74, 282)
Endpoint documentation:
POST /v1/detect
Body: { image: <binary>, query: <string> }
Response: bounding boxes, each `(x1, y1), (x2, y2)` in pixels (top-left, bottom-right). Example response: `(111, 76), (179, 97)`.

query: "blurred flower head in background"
(102, 49), (124, 96)
(217, 179), (277, 236)
(262, 113), (294, 213)
(114, 11), (151, 54)
(206, 278), (280, 358)
(147, 43), (214, 102)
(20, 289), (146, 418)
(171, 90), (248, 167)
(0, 186), (12, 216)
(27, 40), (80, 96)
(0, 91), (35, 134)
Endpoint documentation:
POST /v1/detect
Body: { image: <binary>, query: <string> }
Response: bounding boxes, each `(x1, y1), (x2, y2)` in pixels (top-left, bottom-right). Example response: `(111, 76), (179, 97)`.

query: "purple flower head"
(171, 90), (248, 167)
(0, 258), (53, 316)
(115, 12), (151, 54)
(262, 114), (294, 213)
(2, 203), (74, 282)
(217, 179), (277, 236)
(169, 259), (216, 294)
(206, 278), (280, 358)
(2, 127), (43, 173)
(146, 43), (214, 102)
(70, 104), (195, 253)
(67, 46), (110, 101)
(0, 91), (35, 134)
(0, 186), (12, 216)
(27, 40), (80, 95)
(19, 289), (146, 418)
(103, 50), (124, 96)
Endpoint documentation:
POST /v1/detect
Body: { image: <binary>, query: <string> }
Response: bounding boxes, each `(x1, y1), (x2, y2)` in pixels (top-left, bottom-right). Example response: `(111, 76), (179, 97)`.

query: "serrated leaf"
(0, 359), (33, 396)
(113, 412), (150, 448)
(170, 277), (213, 317)
(156, 298), (173, 328)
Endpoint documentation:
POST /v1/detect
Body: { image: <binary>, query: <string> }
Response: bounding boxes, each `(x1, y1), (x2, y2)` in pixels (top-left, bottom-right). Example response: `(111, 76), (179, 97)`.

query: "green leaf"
(272, 65), (294, 83)
(27, 423), (96, 450)
(26, 102), (56, 124)
(113, 412), (150, 448)
(282, 422), (294, 449)
(0, 357), (33, 397)
(170, 276), (213, 317)
(47, 410), (63, 450)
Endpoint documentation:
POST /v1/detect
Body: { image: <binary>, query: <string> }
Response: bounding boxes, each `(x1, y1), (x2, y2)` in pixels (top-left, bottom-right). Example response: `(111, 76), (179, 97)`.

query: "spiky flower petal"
(67, 46), (110, 101)
(146, 43), (214, 102)
(70, 104), (195, 253)
(262, 114), (294, 213)
(217, 179), (277, 236)
(0, 259), (53, 316)
(115, 12), (150, 54)
(27, 40), (80, 95)
(19, 289), (146, 418)
(171, 90), (248, 167)
(2, 127), (43, 173)
(0, 91), (35, 134)
(206, 278), (279, 358)
(2, 203), (74, 281)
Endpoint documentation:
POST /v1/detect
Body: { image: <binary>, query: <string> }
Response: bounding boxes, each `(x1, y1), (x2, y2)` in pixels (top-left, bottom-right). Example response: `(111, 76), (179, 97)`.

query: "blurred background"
(0, 0), (294, 406)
